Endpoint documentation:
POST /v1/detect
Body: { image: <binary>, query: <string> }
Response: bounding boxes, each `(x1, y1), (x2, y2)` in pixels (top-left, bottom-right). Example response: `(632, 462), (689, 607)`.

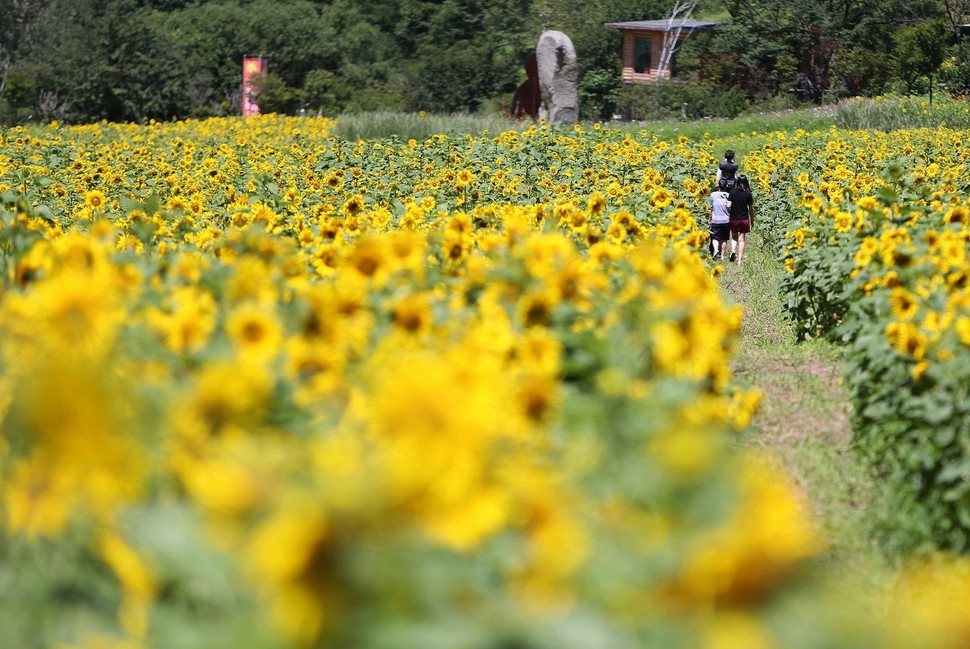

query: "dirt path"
(717, 240), (878, 552)
(735, 348), (852, 453)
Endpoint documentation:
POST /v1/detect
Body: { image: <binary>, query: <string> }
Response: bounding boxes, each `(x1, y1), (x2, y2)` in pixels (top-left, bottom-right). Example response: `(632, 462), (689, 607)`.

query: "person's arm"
(749, 197), (755, 228)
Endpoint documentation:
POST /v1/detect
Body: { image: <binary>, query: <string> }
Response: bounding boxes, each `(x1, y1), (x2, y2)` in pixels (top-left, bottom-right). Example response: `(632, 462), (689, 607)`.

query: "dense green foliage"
(0, 0), (967, 124)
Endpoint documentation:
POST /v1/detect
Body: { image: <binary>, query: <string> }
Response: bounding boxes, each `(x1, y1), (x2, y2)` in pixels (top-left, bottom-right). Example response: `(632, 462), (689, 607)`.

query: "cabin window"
(634, 36), (651, 74)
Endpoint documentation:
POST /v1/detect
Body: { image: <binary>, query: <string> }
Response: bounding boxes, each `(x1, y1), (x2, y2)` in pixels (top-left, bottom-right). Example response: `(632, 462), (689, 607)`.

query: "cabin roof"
(604, 19), (719, 32)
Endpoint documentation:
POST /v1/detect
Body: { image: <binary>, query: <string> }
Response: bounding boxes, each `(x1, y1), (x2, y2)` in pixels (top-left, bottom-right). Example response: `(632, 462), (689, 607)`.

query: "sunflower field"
(771, 127), (970, 555)
(1, 115), (970, 649)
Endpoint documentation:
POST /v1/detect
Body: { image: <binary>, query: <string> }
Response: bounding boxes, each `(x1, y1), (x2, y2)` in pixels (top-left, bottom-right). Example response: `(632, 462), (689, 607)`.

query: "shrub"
(579, 67), (622, 121)
(254, 73), (306, 115)
(829, 46), (894, 98)
(617, 80), (750, 121)
(616, 79), (687, 121)
(937, 51), (970, 98)
(0, 70), (38, 125)
(304, 69), (353, 116)
(754, 91), (803, 114)
(682, 82), (750, 118)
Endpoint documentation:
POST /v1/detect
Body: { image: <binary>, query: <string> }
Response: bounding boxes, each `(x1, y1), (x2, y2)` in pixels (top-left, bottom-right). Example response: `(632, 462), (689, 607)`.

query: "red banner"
(242, 56), (264, 117)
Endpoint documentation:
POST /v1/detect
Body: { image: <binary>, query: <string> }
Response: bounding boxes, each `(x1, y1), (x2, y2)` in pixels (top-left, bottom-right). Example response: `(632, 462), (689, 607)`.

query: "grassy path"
(718, 232), (889, 575)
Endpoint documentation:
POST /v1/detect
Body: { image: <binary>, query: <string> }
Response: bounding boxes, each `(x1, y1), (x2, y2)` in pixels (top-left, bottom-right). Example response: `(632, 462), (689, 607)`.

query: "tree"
(162, 0), (340, 115)
(655, 0), (701, 77)
(0, 0), (54, 96)
(942, 0), (970, 38)
(708, 0), (944, 98)
(533, 0), (672, 73)
(304, 69), (352, 116)
(18, 0), (199, 122)
(578, 67), (620, 120)
(0, 0), (960, 122)
(399, 0), (535, 112)
(410, 41), (503, 112)
(892, 19), (950, 94)
(707, 20), (799, 99)
(253, 72), (305, 115)
(0, 69), (36, 122)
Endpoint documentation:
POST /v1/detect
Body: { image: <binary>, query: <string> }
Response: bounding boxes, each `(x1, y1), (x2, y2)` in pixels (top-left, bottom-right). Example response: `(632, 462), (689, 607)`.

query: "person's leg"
(713, 225), (728, 259)
(729, 228), (738, 261)
(737, 231), (747, 263)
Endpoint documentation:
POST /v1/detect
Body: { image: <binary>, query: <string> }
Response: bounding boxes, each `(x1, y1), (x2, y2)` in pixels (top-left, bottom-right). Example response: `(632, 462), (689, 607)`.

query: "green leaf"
(143, 195), (162, 215)
(876, 186), (898, 205)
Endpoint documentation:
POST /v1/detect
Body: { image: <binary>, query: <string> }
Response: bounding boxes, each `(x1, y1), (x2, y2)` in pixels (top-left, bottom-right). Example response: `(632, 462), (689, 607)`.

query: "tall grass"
(332, 96), (970, 144)
(608, 104), (837, 143)
(331, 106), (839, 151)
(834, 95), (970, 131)
(331, 111), (532, 141)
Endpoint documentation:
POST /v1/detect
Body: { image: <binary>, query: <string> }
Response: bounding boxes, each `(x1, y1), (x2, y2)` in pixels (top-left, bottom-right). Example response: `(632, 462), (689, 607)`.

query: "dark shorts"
(730, 220), (751, 234)
(709, 223), (730, 242)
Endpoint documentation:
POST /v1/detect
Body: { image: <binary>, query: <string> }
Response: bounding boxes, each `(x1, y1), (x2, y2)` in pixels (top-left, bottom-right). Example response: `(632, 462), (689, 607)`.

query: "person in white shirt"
(707, 179), (731, 260)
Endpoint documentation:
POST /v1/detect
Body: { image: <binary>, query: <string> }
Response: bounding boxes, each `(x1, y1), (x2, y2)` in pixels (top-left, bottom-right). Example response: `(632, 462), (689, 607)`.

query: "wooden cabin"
(604, 19), (718, 83)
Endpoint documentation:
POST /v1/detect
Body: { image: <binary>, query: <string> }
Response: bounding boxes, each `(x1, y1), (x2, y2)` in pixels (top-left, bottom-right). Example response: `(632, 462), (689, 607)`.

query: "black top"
(719, 160), (739, 180)
(728, 188), (752, 220)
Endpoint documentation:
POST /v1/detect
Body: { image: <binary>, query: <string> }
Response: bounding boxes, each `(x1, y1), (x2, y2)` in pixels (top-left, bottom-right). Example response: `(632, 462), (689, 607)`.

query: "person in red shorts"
(727, 175), (754, 264)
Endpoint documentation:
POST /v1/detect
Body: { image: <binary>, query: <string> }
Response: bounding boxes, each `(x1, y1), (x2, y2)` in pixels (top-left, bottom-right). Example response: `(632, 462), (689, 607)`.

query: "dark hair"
(724, 150), (735, 161)
(738, 174), (750, 190)
(718, 178), (728, 191)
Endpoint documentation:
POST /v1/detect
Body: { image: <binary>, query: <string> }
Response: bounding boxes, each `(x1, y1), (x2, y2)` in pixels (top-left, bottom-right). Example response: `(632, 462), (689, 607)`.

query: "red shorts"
(730, 220), (750, 234)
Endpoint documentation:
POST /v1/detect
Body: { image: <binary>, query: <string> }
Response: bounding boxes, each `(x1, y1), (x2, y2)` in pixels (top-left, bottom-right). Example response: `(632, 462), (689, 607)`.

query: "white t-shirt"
(708, 191), (731, 224)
